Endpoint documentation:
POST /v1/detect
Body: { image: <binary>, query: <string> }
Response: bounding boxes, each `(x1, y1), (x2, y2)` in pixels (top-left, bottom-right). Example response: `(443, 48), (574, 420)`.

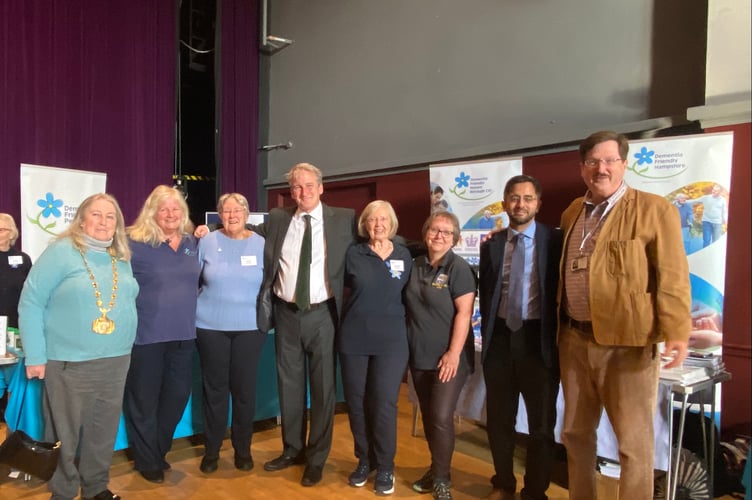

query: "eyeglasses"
(506, 195), (538, 204)
(221, 209), (246, 216)
(427, 227), (453, 239)
(582, 158), (623, 168)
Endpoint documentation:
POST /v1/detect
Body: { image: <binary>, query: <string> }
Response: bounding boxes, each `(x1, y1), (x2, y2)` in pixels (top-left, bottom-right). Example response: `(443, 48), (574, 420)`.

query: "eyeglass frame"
(426, 227), (454, 239)
(582, 157), (624, 168)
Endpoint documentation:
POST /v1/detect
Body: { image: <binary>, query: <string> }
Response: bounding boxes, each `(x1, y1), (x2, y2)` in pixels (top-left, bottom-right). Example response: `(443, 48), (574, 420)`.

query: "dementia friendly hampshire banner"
(20, 163), (107, 261)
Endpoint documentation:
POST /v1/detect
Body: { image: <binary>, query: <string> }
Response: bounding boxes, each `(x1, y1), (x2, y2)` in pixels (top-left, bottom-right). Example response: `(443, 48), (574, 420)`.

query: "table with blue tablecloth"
(3, 332), (343, 451)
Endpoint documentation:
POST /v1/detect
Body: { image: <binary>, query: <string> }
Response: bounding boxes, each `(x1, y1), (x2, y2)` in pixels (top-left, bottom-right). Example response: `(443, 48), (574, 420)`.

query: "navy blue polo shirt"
(338, 241), (412, 355)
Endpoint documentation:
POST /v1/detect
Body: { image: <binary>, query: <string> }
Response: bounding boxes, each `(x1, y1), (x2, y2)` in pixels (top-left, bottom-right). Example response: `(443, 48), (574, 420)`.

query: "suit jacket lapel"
(490, 229), (508, 318)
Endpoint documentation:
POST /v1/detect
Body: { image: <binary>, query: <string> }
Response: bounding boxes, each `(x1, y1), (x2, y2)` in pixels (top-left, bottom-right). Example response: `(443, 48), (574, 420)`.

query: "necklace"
(79, 247), (118, 334)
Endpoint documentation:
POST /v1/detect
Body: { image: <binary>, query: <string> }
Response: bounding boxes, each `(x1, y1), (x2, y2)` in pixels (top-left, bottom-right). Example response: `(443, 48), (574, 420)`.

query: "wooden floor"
(0, 384), (570, 499)
(0, 384), (740, 499)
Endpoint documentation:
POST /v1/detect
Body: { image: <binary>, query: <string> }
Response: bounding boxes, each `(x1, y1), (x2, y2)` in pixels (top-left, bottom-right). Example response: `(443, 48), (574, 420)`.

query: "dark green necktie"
(295, 214), (312, 311)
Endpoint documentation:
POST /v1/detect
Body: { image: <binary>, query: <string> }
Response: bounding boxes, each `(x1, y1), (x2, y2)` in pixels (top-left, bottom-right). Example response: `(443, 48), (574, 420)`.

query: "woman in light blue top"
(19, 193), (138, 500)
(196, 193), (265, 473)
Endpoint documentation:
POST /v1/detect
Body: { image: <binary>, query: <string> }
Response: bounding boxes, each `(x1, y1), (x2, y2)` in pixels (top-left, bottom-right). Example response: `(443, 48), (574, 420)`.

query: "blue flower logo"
(37, 192), (63, 218)
(454, 172), (470, 189)
(448, 170), (491, 201)
(634, 147), (655, 165)
(28, 192), (63, 236)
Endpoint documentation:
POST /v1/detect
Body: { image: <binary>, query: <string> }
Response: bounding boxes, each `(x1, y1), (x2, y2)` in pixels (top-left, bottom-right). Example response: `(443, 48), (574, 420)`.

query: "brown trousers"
(559, 324), (660, 500)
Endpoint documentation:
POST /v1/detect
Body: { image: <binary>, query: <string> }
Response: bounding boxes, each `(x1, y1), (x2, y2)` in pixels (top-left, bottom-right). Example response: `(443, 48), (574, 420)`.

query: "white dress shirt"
(274, 202), (331, 305)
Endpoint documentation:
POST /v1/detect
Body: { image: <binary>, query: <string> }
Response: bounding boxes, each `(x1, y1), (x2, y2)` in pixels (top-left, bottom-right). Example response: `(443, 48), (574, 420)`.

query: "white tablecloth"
(407, 350), (671, 471)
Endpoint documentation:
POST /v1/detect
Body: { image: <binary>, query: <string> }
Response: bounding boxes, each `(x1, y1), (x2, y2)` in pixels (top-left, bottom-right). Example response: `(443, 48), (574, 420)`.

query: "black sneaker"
(374, 470), (394, 495)
(412, 469), (433, 493)
(83, 490), (120, 500)
(432, 481), (453, 500)
(348, 462), (373, 487)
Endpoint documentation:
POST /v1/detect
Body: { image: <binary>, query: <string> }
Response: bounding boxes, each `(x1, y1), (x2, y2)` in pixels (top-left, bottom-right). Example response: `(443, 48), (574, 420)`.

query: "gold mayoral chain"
(79, 247), (119, 334)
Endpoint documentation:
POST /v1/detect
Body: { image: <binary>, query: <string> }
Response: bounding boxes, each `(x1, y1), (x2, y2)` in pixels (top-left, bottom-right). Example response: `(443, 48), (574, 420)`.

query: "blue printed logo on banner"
(629, 146), (688, 179)
(28, 192), (64, 236)
(449, 171), (493, 201)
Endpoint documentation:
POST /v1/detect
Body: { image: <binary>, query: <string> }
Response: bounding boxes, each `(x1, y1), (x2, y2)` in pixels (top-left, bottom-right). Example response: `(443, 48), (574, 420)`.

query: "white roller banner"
(429, 157), (522, 266)
(20, 164), (107, 261)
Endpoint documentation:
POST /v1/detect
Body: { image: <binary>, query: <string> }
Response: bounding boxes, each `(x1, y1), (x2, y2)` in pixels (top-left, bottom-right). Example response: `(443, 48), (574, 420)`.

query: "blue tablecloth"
(4, 333), (284, 450)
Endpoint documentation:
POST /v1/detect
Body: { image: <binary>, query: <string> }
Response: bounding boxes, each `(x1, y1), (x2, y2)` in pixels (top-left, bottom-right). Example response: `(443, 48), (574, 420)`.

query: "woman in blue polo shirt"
(338, 200), (412, 495)
(405, 211), (476, 500)
(124, 185), (200, 484)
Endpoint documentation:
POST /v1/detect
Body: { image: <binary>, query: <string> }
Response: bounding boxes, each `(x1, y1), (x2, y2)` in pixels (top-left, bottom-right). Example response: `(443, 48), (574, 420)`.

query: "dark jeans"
(410, 367), (468, 481)
(124, 340), (194, 472)
(196, 328), (266, 458)
(702, 221), (722, 247)
(340, 350), (408, 472)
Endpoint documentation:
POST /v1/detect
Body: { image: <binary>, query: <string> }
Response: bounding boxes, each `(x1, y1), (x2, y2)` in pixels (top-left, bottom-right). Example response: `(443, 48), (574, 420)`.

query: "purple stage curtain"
(0, 0), (178, 227)
(219, 0), (260, 209)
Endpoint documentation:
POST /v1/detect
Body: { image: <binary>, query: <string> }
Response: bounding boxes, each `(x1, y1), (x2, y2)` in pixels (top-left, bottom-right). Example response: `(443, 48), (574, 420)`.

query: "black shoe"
(301, 465), (323, 486)
(348, 462), (374, 487)
(200, 456), (219, 473)
(234, 455), (254, 471)
(83, 490), (120, 500)
(139, 469), (164, 483)
(263, 453), (305, 471)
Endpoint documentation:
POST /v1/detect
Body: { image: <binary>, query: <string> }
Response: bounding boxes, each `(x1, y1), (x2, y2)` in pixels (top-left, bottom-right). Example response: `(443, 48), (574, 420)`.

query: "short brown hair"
(579, 131), (629, 162)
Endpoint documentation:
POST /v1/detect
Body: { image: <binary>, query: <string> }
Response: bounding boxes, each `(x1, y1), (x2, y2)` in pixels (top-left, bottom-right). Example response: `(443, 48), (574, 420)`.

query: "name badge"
(240, 255), (257, 266)
(571, 256), (588, 271)
(389, 259), (404, 272)
(8, 255), (23, 267)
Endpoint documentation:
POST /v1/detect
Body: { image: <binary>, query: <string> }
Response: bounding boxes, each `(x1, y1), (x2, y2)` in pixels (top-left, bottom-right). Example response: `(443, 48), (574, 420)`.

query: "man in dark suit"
(479, 174), (562, 500)
(258, 162), (357, 487)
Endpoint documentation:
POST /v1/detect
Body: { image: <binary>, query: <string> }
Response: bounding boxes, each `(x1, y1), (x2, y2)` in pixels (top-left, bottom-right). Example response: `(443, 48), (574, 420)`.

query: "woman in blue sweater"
(19, 193), (138, 500)
(195, 193), (265, 473)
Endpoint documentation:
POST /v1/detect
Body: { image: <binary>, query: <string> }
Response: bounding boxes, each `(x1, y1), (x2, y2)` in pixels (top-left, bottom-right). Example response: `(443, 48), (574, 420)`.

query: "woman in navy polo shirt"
(338, 200), (412, 495)
(124, 185), (201, 484)
(405, 211), (476, 500)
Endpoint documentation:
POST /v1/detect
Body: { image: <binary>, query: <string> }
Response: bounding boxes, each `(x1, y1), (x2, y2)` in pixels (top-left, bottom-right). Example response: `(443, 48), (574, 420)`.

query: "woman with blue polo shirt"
(338, 200), (412, 495)
(195, 193), (265, 474)
(124, 185), (200, 484)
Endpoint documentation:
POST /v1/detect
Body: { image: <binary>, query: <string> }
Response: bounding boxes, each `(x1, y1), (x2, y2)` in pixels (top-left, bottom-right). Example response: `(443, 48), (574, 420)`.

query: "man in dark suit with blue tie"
(479, 174), (562, 500)
(257, 163), (357, 487)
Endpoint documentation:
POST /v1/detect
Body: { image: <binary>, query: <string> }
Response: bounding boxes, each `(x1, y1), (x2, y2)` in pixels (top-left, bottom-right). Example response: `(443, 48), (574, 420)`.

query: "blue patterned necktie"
(506, 233), (525, 331)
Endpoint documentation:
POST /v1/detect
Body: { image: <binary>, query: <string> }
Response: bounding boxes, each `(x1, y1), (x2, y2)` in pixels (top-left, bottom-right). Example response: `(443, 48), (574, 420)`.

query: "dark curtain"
(0, 0), (178, 227)
(219, 0), (260, 209)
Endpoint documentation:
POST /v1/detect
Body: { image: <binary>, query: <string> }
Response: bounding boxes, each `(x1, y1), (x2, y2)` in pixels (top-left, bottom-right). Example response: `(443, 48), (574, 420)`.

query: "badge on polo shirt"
(432, 273), (449, 289)
(8, 255), (23, 268)
(388, 259), (404, 279)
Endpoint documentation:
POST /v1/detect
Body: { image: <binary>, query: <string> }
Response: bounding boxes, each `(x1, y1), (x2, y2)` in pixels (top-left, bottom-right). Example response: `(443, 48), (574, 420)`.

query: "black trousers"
(196, 328), (267, 458)
(340, 350), (408, 472)
(410, 367), (468, 482)
(272, 299), (337, 468)
(483, 321), (559, 500)
(124, 340), (194, 472)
